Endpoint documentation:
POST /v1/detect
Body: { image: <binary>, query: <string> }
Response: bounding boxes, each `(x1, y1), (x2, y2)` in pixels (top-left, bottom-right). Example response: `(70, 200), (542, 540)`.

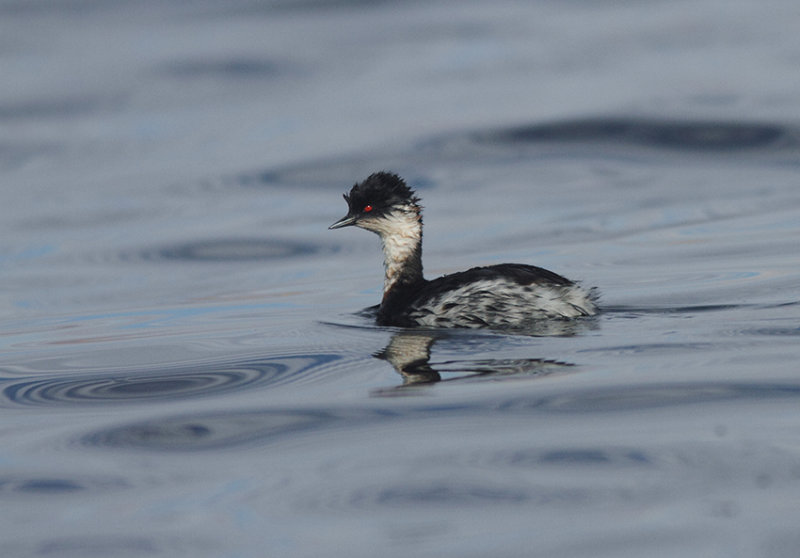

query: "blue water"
(2, 1), (800, 556)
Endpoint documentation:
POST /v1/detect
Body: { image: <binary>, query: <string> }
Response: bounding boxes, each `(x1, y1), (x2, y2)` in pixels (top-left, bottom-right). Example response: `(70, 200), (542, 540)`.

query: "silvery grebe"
(329, 172), (597, 329)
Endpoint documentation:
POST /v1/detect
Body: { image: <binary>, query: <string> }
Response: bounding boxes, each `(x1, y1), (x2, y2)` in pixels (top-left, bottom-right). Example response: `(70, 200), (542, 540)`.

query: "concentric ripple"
(81, 408), (375, 452)
(2, 354), (337, 407)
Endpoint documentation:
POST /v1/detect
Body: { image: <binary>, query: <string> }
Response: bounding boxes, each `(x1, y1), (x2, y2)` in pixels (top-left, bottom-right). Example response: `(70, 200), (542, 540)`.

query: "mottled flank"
(382, 264), (598, 329)
(412, 279), (596, 328)
(331, 173), (598, 330)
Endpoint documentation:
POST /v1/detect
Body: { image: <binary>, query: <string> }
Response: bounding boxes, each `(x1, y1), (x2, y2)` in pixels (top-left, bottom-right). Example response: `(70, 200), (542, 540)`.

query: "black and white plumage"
(329, 172), (598, 329)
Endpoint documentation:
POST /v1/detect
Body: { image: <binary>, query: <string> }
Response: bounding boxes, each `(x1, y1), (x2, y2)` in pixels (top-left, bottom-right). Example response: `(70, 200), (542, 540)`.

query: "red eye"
(363, 205), (373, 212)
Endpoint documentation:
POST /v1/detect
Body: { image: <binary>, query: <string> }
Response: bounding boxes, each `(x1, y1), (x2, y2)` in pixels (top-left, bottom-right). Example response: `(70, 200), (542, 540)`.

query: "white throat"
(360, 206), (423, 295)
(381, 223), (421, 293)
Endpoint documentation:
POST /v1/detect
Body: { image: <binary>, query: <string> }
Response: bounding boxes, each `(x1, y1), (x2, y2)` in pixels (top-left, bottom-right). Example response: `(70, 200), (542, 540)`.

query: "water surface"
(2, 1), (800, 557)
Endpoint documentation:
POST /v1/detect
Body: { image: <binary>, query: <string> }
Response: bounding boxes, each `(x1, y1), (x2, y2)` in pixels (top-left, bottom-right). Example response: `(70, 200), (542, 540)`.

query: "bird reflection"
(374, 332), (442, 385)
(373, 325), (583, 394)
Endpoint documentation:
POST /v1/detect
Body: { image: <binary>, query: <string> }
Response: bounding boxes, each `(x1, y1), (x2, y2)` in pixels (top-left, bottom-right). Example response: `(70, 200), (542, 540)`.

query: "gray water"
(2, 1), (800, 557)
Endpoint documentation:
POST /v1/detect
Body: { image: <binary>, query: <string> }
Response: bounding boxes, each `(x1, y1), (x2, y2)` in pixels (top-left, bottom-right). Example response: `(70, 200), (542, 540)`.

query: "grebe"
(329, 172), (597, 329)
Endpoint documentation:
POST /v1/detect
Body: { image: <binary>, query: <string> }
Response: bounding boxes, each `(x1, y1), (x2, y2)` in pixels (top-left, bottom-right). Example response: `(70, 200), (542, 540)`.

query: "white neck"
(381, 221), (422, 294)
(360, 206), (424, 295)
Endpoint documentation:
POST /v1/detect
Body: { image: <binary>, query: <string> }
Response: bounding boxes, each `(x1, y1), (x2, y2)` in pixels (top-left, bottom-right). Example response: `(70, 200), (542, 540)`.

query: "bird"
(329, 172), (597, 329)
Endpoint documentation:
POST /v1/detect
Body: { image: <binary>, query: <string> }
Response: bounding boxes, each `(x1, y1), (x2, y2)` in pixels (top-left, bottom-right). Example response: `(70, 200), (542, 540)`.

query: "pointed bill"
(328, 214), (358, 230)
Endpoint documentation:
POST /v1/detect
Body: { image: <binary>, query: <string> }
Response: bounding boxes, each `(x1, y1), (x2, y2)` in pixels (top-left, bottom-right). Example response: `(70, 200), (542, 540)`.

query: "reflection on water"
(374, 330), (578, 391)
(375, 332), (441, 385)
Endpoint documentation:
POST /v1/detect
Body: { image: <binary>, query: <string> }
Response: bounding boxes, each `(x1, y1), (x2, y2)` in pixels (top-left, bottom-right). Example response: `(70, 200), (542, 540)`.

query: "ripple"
(35, 536), (158, 557)
(746, 326), (800, 337)
(153, 238), (331, 262)
(472, 118), (792, 152)
(603, 303), (752, 315)
(357, 481), (531, 507)
(231, 116), (796, 201)
(577, 342), (713, 357)
(81, 409), (344, 451)
(78, 237), (336, 265)
(413, 444), (658, 475)
(2, 355), (337, 407)
(77, 381), (800, 452)
(158, 57), (284, 80)
(503, 382), (800, 413)
(0, 95), (123, 121)
(505, 447), (652, 467)
(0, 474), (128, 495)
(237, 158), (436, 192)
(436, 358), (574, 378)
(0, 141), (60, 169)
(300, 479), (597, 514)
(79, 402), (412, 452)
(371, 358), (577, 395)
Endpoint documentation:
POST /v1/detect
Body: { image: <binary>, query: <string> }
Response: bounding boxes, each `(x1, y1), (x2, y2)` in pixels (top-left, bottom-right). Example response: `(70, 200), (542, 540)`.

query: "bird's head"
(329, 172), (422, 235)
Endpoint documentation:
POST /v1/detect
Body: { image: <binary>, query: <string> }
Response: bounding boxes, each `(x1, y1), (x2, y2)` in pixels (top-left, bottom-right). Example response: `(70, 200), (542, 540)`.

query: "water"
(2, 1), (800, 556)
